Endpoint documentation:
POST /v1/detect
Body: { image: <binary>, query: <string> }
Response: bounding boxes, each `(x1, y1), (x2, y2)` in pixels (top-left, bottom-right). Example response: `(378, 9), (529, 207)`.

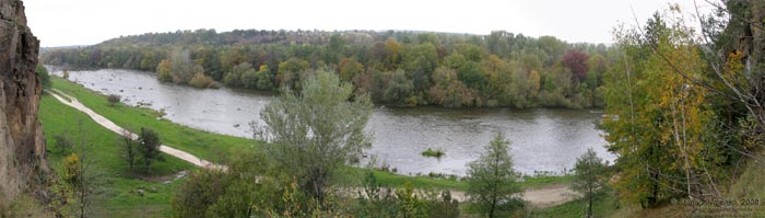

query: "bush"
(421, 148), (445, 158)
(137, 128), (162, 174)
(107, 94), (121, 106)
(35, 64), (50, 89)
(188, 73), (216, 89)
(53, 134), (73, 155)
(172, 169), (230, 218)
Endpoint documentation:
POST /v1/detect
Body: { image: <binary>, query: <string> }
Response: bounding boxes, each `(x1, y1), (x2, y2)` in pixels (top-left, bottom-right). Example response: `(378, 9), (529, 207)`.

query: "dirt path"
(48, 89), (225, 170)
(446, 183), (577, 208)
(48, 89), (576, 207)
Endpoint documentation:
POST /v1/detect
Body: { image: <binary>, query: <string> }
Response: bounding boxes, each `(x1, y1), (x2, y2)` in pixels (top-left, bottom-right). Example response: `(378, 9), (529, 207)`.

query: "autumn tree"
(429, 67), (475, 107)
(603, 9), (714, 207)
(562, 49), (590, 82)
(156, 59), (173, 82)
(338, 58), (364, 82)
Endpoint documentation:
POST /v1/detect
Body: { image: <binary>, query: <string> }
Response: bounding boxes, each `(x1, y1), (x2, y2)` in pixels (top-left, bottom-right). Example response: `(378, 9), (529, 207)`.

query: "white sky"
(24, 0), (716, 47)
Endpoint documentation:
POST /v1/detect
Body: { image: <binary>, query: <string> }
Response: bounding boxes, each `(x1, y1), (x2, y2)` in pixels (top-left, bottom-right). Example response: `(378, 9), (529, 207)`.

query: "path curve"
(48, 89), (225, 170)
(47, 89), (575, 207)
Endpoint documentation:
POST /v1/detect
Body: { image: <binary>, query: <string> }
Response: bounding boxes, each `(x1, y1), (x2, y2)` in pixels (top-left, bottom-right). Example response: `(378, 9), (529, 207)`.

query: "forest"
(41, 29), (612, 108)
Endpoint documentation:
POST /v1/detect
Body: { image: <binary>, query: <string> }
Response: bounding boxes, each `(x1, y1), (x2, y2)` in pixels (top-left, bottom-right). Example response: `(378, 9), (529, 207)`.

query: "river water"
(52, 68), (615, 176)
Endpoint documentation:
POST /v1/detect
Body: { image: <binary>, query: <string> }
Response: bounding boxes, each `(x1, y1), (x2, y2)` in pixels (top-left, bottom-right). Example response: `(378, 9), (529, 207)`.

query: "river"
(51, 68), (615, 176)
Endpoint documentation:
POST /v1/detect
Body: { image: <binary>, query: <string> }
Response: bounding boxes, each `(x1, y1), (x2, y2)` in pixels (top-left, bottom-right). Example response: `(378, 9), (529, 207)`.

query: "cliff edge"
(0, 0), (47, 209)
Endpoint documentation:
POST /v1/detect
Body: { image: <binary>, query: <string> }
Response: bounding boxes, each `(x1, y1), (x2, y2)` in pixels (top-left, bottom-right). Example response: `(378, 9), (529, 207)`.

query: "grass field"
(41, 93), (192, 217)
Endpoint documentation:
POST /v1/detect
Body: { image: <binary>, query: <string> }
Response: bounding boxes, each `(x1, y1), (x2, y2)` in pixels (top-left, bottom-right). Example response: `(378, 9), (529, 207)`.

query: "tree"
(383, 70), (414, 105)
(604, 9), (715, 207)
(276, 57), (310, 89)
(562, 50), (590, 82)
(54, 134), (73, 155)
(571, 148), (608, 218)
(338, 58), (364, 82)
(189, 73), (217, 88)
(35, 64), (50, 89)
(466, 133), (523, 218)
(156, 59), (173, 82)
(120, 131), (138, 174)
(429, 67), (475, 107)
(395, 182), (427, 218)
(254, 70), (373, 203)
(224, 62), (253, 87)
(137, 127), (162, 174)
(254, 65), (274, 90)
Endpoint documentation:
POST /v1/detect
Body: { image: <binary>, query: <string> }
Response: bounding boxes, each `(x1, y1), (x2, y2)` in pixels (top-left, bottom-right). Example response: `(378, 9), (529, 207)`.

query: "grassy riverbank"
(50, 77), (573, 189)
(44, 77), (584, 216)
(40, 93), (192, 217)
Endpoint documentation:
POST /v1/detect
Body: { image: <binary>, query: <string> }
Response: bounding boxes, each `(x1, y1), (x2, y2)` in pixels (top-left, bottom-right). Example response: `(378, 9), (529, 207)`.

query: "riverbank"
(50, 76), (576, 189)
(52, 68), (614, 176)
(44, 77), (594, 216)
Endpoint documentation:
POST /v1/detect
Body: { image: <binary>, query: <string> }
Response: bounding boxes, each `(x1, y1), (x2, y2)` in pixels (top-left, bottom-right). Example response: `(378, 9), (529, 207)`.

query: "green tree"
(137, 128), (162, 174)
(254, 70), (373, 203)
(383, 69), (414, 106)
(254, 65), (274, 90)
(338, 58), (364, 82)
(466, 133), (523, 218)
(224, 62), (253, 87)
(35, 64), (50, 89)
(395, 182), (427, 218)
(276, 57), (310, 89)
(571, 148), (608, 218)
(120, 131), (138, 174)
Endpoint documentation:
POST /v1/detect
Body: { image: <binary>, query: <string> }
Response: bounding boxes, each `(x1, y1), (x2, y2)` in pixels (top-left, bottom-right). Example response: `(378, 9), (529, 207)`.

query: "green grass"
(50, 77), (257, 163)
(40, 93), (193, 217)
(421, 148), (445, 158)
(729, 151), (765, 217)
(529, 192), (620, 218)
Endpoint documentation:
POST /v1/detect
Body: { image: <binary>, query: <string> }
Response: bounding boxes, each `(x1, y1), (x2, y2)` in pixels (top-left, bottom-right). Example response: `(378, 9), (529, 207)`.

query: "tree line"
(41, 29), (615, 108)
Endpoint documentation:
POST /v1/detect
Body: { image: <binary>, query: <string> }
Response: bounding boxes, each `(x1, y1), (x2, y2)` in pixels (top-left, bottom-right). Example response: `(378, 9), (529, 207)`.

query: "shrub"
(53, 134), (73, 155)
(107, 94), (121, 106)
(188, 73), (216, 88)
(421, 148), (445, 158)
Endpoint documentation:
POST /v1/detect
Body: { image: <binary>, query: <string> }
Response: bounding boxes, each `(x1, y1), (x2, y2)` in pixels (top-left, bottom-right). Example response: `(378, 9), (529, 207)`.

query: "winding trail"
(47, 89), (575, 207)
(48, 89), (225, 170)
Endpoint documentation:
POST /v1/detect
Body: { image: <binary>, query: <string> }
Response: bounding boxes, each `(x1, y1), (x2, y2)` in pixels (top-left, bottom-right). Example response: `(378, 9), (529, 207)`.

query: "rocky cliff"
(0, 0), (47, 208)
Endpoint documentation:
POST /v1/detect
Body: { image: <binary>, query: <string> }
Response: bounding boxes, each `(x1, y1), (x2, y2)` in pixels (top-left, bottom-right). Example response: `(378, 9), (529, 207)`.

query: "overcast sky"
(24, 0), (715, 47)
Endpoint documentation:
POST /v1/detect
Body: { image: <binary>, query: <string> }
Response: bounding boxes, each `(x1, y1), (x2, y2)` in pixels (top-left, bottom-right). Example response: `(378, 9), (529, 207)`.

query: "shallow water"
(52, 68), (615, 176)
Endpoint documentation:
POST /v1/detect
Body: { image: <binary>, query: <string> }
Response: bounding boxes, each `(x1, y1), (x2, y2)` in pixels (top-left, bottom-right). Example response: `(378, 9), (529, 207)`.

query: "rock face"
(0, 0), (47, 208)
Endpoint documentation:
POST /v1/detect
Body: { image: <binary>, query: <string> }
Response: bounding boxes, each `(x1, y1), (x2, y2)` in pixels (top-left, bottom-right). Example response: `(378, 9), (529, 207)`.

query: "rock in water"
(0, 0), (48, 208)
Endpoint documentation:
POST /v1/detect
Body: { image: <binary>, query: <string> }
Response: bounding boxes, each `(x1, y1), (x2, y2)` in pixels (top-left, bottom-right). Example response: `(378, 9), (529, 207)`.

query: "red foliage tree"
(561, 50), (590, 82)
